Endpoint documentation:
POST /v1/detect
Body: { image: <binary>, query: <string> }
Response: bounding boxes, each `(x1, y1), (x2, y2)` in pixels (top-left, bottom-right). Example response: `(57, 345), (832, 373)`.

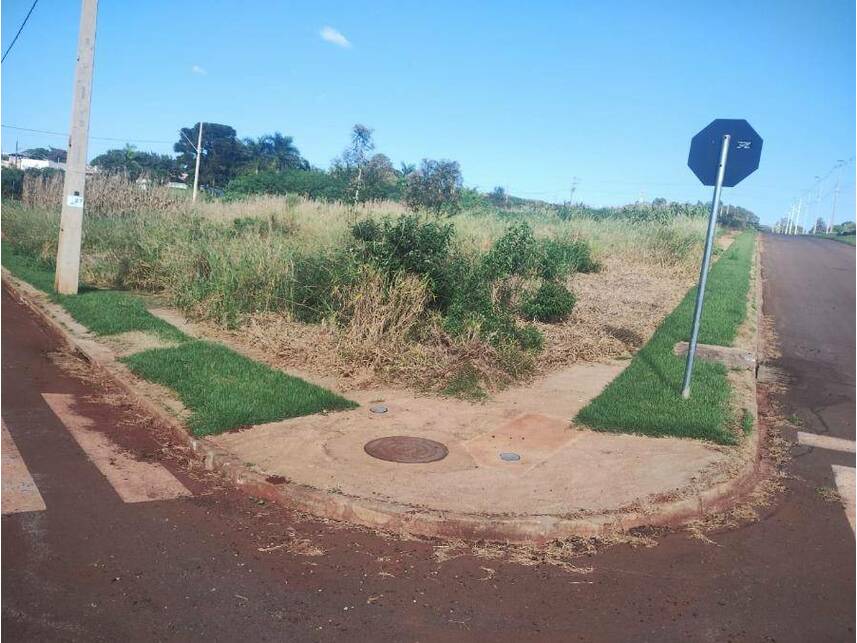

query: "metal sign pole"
(681, 134), (730, 399)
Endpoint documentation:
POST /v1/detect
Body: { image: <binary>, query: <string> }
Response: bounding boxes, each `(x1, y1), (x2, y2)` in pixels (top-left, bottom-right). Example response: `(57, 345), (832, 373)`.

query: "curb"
(2, 257), (769, 545)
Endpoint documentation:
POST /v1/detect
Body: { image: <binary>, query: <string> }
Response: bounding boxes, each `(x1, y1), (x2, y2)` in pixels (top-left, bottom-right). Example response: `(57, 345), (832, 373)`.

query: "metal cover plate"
(364, 436), (449, 464)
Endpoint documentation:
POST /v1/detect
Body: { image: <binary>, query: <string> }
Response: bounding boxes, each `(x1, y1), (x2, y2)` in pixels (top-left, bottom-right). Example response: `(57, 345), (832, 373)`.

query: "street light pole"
(827, 162), (843, 234)
(792, 197), (803, 235)
(192, 122), (203, 203)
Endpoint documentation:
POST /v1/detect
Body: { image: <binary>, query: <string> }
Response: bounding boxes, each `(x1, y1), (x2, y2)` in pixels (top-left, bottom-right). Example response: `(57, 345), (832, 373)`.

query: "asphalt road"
(2, 235), (854, 642)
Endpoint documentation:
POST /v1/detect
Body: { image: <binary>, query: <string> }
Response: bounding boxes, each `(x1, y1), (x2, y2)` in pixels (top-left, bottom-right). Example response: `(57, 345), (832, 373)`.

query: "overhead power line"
(1, 124), (173, 145)
(1, 0), (40, 63)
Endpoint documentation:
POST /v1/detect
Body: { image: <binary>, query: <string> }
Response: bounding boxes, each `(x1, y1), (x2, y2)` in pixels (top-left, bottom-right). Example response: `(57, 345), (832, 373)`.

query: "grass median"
(576, 231), (756, 445)
(816, 233), (856, 246)
(2, 242), (356, 435)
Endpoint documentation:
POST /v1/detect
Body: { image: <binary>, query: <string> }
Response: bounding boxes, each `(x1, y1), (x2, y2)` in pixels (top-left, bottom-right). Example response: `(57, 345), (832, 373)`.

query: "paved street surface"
(2, 235), (854, 641)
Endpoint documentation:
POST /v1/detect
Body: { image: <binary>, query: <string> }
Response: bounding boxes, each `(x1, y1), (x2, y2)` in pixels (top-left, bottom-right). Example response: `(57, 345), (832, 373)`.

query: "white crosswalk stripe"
(1, 420), (47, 515)
(797, 431), (856, 536)
(797, 431), (856, 453)
(42, 393), (191, 504)
(831, 465), (856, 536)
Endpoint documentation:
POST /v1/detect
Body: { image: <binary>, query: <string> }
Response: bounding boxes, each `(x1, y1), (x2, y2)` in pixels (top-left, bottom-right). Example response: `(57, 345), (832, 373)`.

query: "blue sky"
(2, 0), (854, 225)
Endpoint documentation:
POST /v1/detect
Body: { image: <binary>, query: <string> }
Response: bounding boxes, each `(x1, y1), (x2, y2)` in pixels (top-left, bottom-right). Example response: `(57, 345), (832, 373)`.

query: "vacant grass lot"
(576, 232), (756, 444)
(1, 243), (354, 434)
(2, 195), (711, 394)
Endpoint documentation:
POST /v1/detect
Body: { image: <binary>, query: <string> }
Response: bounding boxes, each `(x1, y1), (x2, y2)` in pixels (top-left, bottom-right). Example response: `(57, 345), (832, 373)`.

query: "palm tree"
(242, 133), (307, 174)
(268, 133), (304, 171)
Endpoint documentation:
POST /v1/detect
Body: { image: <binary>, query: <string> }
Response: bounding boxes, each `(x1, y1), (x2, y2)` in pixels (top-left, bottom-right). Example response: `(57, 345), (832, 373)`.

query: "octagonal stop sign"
(688, 119), (763, 187)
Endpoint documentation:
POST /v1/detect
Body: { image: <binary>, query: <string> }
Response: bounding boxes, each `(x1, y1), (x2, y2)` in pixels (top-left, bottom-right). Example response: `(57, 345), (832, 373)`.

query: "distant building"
(4, 155), (63, 170)
(1, 154), (97, 174)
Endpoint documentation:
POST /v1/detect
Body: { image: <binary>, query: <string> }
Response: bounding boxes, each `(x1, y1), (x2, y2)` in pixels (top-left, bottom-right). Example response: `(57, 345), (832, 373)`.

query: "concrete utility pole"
(192, 122), (203, 203)
(54, 0), (98, 295)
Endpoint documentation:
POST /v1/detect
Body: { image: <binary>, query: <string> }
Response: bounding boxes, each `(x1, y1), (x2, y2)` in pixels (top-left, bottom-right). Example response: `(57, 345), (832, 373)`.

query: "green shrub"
(351, 216), (550, 375)
(350, 218), (382, 243)
(225, 169), (349, 201)
(521, 281), (576, 322)
(351, 214), (456, 307)
(537, 238), (600, 279)
(404, 159), (462, 215)
(289, 251), (358, 323)
(481, 221), (537, 279)
(2, 167), (24, 200)
(442, 271), (545, 353)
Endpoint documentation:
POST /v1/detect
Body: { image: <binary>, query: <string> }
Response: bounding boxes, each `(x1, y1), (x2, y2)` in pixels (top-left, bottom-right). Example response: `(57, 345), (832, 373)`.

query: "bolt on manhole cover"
(364, 436), (449, 463)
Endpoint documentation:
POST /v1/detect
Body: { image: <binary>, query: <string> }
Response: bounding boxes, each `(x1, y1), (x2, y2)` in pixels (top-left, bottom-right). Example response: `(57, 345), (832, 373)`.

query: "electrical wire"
(2, 0), (40, 63)
(1, 124), (173, 145)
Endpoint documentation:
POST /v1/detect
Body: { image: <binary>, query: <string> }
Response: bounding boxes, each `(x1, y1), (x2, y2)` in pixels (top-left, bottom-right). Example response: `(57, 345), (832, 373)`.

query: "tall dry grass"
(2, 181), (711, 392)
(21, 171), (187, 217)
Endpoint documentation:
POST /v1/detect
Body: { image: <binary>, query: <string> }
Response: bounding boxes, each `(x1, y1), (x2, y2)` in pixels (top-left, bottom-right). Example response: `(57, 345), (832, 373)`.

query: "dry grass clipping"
(538, 256), (696, 369)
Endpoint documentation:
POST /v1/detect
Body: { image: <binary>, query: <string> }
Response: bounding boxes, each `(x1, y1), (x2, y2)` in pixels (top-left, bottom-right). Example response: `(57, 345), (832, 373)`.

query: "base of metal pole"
(681, 134), (731, 399)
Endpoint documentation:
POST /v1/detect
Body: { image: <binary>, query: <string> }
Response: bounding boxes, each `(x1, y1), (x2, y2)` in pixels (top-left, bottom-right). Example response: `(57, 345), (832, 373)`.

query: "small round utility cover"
(500, 452), (521, 462)
(364, 436), (448, 463)
(370, 404), (388, 414)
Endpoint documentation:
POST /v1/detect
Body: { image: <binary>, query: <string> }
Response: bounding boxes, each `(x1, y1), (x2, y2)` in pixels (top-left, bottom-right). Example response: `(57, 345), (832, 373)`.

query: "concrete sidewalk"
(211, 375), (745, 524)
(169, 236), (764, 541)
(2, 267), (763, 543)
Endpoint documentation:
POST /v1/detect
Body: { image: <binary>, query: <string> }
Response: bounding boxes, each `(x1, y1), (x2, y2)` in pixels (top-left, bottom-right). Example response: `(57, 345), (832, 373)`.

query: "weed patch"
(741, 408), (754, 435)
(442, 364), (488, 400)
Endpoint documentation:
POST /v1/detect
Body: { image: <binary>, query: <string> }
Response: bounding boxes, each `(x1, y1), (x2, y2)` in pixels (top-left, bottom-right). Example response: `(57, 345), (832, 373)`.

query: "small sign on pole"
(682, 119), (762, 398)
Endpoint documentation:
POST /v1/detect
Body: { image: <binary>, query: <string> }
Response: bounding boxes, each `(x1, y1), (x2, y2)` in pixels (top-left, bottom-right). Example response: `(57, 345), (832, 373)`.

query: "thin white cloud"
(320, 26), (351, 48)
(191, 65), (207, 75)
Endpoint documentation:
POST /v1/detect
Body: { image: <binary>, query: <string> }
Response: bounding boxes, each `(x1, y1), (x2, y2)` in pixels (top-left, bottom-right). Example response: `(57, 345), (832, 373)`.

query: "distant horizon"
(2, 1), (854, 225)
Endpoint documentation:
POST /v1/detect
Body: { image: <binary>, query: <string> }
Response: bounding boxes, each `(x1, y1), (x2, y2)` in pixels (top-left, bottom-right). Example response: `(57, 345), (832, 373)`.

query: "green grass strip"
(576, 232), (756, 444)
(122, 341), (357, 435)
(816, 233), (856, 246)
(2, 242), (186, 342)
(3, 241), (356, 435)
(1, 242), (56, 293)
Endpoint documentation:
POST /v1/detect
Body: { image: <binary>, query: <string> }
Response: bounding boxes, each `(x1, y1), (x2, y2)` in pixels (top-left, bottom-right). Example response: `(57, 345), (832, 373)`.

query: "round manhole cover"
(364, 436), (449, 464)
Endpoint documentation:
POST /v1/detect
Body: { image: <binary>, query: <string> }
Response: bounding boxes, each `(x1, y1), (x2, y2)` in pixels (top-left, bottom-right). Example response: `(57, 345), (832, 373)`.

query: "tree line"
(80, 122), (463, 214)
(3, 122), (760, 227)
